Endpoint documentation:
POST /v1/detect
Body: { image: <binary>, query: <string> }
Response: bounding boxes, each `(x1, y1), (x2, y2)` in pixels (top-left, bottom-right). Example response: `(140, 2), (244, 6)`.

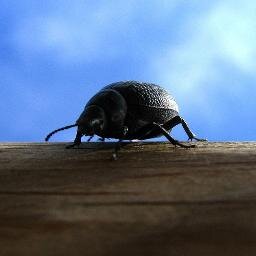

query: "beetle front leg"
(87, 135), (94, 142)
(112, 126), (129, 160)
(113, 140), (122, 160)
(66, 131), (83, 149)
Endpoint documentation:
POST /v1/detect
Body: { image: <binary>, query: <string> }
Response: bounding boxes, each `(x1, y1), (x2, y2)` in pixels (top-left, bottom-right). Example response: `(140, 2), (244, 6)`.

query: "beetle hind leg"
(153, 122), (195, 148)
(180, 117), (207, 141)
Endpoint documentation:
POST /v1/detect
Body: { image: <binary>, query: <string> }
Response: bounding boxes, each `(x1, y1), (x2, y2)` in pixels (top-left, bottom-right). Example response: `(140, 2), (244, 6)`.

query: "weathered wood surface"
(0, 142), (256, 256)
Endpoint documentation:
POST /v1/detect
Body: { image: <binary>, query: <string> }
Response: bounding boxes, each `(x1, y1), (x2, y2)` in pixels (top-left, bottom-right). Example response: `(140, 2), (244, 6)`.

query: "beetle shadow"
(65, 141), (133, 155)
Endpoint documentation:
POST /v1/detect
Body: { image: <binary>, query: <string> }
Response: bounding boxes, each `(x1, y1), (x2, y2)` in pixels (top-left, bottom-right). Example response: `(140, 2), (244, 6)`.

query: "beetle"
(45, 81), (206, 158)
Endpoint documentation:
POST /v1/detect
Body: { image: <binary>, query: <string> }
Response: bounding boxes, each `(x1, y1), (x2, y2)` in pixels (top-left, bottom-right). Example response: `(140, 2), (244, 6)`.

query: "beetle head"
(76, 105), (107, 136)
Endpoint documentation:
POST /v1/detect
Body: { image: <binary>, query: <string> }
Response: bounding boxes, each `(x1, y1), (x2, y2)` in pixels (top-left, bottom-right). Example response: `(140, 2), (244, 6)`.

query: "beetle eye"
(97, 120), (104, 130)
(91, 119), (104, 132)
(100, 120), (104, 130)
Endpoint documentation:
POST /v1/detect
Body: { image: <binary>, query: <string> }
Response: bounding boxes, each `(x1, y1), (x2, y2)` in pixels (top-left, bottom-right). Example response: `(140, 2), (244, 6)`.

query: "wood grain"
(0, 142), (256, 256)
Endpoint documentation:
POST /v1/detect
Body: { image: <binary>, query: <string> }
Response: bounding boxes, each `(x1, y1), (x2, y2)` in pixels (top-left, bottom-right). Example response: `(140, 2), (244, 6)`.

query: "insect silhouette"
(45, 81), (206, 158)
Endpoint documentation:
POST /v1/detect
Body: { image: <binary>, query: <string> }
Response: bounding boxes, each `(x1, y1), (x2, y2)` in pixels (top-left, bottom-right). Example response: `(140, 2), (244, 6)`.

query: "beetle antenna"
(45, 124), (77, 141)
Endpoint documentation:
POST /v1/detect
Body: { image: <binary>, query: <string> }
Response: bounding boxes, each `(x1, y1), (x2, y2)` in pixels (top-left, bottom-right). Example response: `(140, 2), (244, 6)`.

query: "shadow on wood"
(0, 142), (256, 256)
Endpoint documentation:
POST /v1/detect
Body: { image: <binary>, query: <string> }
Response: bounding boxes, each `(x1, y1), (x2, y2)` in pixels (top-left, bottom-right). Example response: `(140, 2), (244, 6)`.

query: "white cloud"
(152, 0), (256, 97)
(13, 1), (179, 64)
(206, 1), (256, 73)
(13, 2), (131, 63)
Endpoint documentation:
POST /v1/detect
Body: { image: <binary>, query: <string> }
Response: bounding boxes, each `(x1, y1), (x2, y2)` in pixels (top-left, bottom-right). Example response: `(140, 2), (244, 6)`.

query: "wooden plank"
(0, 142), (256, 256)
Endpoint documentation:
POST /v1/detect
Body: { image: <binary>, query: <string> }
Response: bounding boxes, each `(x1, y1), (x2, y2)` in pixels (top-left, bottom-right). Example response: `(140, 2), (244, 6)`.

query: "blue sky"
(1, 0), (256, 142)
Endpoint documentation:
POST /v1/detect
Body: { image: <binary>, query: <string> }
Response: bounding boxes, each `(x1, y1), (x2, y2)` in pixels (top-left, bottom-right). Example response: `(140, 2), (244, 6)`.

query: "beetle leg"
(112, 126), (129, 160)
(66, 131), (82, 149)
(113, 139), (122, 160)
(87, 135), (94, 142)
(152, 122), (195, 148)
(180, 118), (207, 141)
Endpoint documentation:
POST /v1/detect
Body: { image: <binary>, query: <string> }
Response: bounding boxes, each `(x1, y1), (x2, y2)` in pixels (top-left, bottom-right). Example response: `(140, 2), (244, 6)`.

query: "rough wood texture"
(0, 142), (256, 256)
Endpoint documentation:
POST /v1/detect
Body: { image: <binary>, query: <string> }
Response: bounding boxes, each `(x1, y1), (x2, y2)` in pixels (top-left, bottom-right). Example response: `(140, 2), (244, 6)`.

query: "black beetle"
(45, 81), (205, 158)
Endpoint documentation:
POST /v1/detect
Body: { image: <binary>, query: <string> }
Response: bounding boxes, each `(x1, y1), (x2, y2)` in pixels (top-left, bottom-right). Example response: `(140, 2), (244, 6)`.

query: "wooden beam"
(0, 142), (256, 256)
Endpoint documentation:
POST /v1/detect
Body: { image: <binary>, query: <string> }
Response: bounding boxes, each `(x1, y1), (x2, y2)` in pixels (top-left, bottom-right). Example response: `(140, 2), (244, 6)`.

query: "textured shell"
(101, 81), (179, 112)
